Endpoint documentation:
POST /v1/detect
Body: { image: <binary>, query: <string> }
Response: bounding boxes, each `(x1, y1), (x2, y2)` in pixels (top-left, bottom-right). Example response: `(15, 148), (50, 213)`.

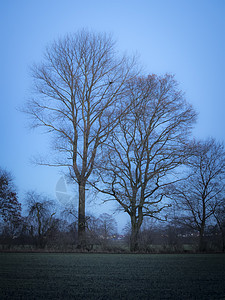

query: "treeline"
(0, 167), (224, 253)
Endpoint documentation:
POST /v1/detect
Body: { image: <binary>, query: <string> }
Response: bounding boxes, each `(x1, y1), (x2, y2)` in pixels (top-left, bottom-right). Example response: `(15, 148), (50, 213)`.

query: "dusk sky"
(1, 0), (225, 229)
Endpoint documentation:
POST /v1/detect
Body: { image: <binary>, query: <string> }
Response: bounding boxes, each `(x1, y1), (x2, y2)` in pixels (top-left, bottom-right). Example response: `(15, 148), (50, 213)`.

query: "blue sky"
(0, 0), (225, 229)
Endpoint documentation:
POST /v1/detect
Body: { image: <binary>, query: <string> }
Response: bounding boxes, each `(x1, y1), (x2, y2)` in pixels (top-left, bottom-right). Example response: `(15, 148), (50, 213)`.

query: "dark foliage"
(0, 168), (21, 225)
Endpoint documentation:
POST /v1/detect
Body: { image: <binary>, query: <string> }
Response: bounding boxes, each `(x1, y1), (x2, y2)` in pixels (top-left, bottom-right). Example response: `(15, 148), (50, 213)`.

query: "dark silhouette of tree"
(169, 139), (225, 252)
(25, 191), (57, 248)
(93, 74), (196, 251)
(0, 168), (21, 228)
(23, 30), (137, 248)
(213, 198), (225, 252)
(98, 213), (117, 239)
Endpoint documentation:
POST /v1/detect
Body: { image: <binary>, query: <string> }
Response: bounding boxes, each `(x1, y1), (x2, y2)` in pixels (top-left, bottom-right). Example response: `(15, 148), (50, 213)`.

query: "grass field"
(0, 253), (225, 299)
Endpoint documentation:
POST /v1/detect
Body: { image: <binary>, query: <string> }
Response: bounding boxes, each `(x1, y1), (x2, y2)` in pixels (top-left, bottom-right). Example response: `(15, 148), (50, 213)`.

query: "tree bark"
(130, 226), (139, 252)
(199, 224), (206, 252)
(130, 214), (141, 252)
(78, 182), (86, 248)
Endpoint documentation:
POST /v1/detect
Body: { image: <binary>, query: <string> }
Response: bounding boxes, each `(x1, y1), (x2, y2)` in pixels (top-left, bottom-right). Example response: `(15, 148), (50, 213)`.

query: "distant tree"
(0, 168), (21, 228)
(60, 201), (78, 243)
(213, 198), (225, 252)
(98, 213), (117, 239)
(170, 139), (225, 252)
(138, 219), (156, 251)
(24, 30), (137, 248)
(93, 74), (196, 251)
(25, 191), (57, 248)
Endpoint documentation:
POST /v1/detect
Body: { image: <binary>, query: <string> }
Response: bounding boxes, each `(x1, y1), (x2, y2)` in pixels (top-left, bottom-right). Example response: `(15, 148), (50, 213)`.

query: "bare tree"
(25, 191), (57, 248)
(213, 198), (225, 252)
(93, 74), (196, 251)
(97, 213), (117, 239)
(170, 139), (225, 252)
(24, 30), (137, 247)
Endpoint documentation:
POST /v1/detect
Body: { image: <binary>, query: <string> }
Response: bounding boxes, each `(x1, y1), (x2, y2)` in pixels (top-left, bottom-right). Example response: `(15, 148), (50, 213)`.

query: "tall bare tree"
(24, 30), (137, 247)
(170, 139), (225, 251)
(93, 74), (196, 251)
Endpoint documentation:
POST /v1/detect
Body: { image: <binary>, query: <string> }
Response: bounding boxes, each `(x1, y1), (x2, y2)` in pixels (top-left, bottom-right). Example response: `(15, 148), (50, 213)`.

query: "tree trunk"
(199, 225), (206, 252)
(130, 215), (140, 252)
(130, 226), (139, 252)
(78, 182), (86, 248)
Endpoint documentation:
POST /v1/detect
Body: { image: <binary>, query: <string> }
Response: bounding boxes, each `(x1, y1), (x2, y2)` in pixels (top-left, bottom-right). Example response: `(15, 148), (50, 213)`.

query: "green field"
(0, 253), (225, 299)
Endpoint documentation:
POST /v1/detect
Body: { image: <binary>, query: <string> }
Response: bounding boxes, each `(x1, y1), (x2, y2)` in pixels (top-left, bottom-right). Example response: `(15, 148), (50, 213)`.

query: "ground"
(0, 253), (225, 299)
